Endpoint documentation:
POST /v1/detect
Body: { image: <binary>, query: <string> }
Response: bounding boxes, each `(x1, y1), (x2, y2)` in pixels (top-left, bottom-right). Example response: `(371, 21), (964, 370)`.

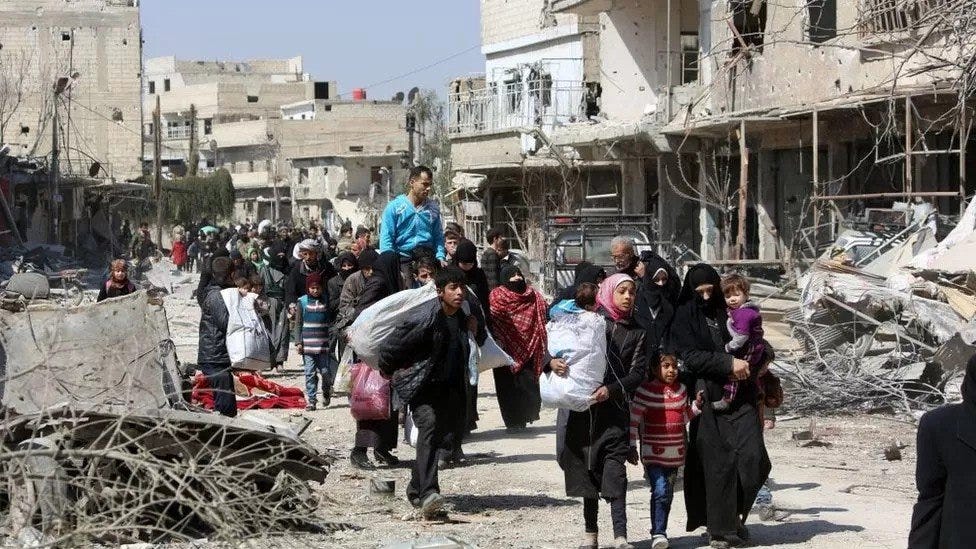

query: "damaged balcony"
(448, 78), (588, 137)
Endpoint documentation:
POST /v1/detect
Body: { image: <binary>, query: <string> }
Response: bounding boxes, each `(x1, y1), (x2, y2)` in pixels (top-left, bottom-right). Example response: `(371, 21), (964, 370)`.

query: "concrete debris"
(780, 200), (976, 415)
(0, 291), (334, 545)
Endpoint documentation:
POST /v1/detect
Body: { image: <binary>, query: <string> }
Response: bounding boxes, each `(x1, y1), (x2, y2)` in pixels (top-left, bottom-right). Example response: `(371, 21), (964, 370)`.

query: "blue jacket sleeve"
(379, 201), (397, 254)
(433, 209), (446, 260)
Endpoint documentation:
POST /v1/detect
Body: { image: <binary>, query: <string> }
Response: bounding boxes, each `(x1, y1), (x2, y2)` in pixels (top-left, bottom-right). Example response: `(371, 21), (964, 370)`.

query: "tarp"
(192, 371), (307, 410)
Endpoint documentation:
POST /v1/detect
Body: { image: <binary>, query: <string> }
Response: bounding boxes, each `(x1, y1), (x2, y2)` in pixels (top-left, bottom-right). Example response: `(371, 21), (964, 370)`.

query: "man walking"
(197, 256), (237, 417)
(378, 267), (469, 518)
(379, 166), (446, 288)
(481, 226), (506, 290)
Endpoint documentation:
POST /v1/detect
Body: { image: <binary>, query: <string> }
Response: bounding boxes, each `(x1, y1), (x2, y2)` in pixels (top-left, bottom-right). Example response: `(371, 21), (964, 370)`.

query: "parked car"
(548, 225), (653, 295)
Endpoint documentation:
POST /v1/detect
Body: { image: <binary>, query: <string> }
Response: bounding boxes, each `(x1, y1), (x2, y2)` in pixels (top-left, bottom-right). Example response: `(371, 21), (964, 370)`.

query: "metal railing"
(857, 0), (952, 36)
(448, 79), (587, 135)
(164, 125), (192, 140)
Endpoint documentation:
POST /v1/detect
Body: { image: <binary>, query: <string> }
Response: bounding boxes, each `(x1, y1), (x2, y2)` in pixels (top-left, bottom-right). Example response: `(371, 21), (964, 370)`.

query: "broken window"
(61, 32), (70, 41)
(163, 78), (170, 92)
(148, 81), (155, 94)
(807, 0), (837, 43)
(203, 118), (212, 135)
(248, 160), (255, 172)
(111, 108), (124, 122)
(729, 0), (767, 53)
(348, 145), (364, 153)
(20, 125), (29, 135)
(857, 0), (952, 35)
(299, 167), (309, 183)
(146, 123), (153, 136)
(504, 75), (522, 113)
(247, 95), (259, 103)
(681, 33), (700, 84)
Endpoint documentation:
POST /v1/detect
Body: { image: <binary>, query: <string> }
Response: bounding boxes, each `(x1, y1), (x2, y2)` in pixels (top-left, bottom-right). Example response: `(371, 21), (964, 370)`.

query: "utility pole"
(406, 111), (417, 165)
(153, 95), (163, 249)
(188, 103), (198, 176)
(736, 119), (748, 260)
(50, 83), (60, 244)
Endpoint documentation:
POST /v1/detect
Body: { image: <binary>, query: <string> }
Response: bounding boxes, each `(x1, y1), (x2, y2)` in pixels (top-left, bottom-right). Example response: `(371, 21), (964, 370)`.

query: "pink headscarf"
(598, 273), (635, 322)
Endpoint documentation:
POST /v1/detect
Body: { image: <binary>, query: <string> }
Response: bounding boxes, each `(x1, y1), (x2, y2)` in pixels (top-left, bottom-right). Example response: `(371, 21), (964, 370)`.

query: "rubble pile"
(0, 292), (335, 546)
(778, 199), (976, 415)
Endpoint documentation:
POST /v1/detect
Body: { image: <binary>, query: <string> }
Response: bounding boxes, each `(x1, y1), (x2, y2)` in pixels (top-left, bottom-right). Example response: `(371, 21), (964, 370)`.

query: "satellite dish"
(392, 91), (405, 103)
(407, 87), (420, 105)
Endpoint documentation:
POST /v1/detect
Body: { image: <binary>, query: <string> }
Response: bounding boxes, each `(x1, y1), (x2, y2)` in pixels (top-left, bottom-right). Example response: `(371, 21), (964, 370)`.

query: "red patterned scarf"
(488, 285), (549, 375)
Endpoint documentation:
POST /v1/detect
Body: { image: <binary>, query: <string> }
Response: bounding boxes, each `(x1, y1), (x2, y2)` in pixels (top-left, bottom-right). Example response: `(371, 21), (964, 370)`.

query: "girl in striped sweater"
(628, 354), (703, 549)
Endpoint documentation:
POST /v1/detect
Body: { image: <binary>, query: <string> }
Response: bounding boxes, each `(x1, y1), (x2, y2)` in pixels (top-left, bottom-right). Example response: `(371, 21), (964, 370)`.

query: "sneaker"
(708, 535), (731, 549)
(651, 534), (670, 549)
(350, 448), (376, 471)
(305, 404), (316, 412)
(419, 492), (446, 519)
(613, 537), (634, 549)
(578, 532), (598, 549)
(374, 448), (400, 466)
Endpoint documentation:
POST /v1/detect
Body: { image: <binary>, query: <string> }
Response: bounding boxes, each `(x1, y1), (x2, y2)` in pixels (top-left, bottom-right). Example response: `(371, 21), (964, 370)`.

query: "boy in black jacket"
(378, 266), (469, 519)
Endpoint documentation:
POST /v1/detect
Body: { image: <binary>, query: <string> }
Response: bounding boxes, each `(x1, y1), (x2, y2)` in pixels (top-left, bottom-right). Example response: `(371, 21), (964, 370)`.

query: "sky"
(140, 0), (485, 100)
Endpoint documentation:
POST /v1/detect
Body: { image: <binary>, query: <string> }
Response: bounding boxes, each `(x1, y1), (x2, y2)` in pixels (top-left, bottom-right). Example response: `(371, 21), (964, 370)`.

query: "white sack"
(221, 289), (272, 371)
(348, 284), (438, 369)
(540, 310), (607, 412)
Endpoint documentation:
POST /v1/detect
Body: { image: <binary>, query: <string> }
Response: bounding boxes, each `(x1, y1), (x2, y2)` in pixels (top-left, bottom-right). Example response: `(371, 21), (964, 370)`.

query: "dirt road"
(167, 278), (917, 548)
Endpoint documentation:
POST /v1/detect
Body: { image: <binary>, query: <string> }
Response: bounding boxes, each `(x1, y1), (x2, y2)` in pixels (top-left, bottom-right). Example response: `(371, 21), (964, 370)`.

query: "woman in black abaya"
(670, 264), (770, 548)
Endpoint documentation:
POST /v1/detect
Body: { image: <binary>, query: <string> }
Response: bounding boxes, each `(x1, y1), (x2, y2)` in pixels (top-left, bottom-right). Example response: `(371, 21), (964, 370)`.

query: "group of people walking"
(104, 165), (779, 549)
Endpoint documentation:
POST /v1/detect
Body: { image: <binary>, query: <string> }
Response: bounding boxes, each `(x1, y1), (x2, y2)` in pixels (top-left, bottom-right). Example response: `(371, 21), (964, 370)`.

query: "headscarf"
(501, 264), (526, 294)
(374, 251), (402, 294)
(679, 263), (724, 314)
(454, 240), (478, 265)
(489, 278), (549, 376)
(268, 241), (290, 272)
(358, 249), (379, 270)
(336, 251), (359, 280)
(638, 251), (680, 311)
(597, 273), (635, 322)
(558, 261), (608, 301)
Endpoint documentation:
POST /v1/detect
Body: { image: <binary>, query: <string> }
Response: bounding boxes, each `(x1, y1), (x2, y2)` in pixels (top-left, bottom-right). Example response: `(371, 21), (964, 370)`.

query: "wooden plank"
(737, 119), (749, 260)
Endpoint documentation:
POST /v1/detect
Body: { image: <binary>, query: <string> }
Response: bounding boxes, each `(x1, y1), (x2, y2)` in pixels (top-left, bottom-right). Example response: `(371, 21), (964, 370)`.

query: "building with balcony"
(449, 0), (704, 258)
(657, 0), (975, 262)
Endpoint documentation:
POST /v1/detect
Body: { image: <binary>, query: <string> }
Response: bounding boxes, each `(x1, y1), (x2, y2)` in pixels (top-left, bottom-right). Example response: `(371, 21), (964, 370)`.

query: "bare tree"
(0, 48), (34, 145)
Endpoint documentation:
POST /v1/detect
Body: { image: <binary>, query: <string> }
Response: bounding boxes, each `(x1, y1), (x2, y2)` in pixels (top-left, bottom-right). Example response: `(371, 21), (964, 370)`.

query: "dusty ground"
(165, 276), (918, 549)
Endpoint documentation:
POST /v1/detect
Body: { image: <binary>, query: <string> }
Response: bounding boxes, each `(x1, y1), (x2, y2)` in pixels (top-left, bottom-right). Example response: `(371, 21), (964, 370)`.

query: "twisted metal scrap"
(778, 321), (949, 416)
(0, 406), (339, 547)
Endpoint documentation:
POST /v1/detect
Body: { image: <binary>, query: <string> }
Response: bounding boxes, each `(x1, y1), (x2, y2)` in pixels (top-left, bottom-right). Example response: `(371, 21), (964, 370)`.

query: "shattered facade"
(0, 0), (144, 181)
(458, 0), (974, 272)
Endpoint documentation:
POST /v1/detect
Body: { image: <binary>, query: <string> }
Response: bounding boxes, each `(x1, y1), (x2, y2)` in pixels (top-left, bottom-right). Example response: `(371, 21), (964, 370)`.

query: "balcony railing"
(449, 79), (587, 136)
(165, 125), (192, 140)
(857, 0), (952, 37)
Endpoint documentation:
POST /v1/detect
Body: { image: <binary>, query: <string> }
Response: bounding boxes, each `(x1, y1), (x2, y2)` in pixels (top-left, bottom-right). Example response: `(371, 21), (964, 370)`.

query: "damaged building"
(143, 56), (409, 227)
(0, 0), (144, 246)
(451, 0), (973, 280)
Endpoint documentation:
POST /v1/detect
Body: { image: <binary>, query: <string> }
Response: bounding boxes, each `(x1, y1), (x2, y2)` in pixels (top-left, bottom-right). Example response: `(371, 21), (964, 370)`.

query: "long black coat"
(671, 299), (771, 536)
(197, 284), (230, 364)
(909, 401), (976, 548)
(558, 314), (646, 499)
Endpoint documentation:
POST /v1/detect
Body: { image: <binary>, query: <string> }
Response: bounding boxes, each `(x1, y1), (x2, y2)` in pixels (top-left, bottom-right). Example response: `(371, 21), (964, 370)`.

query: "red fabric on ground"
(192, 371), (307, 410)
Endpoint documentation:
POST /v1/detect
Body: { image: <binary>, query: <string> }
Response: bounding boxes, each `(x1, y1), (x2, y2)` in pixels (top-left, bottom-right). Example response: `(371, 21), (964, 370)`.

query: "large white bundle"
(540, 310), (607, 412)
(221, 289), (272, 370)
(348, 284), (438, 369)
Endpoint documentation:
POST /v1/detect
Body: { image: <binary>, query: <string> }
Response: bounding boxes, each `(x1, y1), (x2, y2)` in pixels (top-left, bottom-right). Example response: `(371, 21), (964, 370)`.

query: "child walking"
(715, 274), (766, 411)
(629, 354), (702, 549)
(293, 273), (335, 411)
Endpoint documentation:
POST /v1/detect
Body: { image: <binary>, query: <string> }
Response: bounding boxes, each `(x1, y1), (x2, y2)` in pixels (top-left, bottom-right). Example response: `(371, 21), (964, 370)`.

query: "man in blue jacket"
(379, 165), (445, 288)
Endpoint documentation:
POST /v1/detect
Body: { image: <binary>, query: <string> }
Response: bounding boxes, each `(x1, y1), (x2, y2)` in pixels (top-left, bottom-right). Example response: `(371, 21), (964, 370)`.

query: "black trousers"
(198, 362), (237, 418)
(407, 380), (465, 503)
